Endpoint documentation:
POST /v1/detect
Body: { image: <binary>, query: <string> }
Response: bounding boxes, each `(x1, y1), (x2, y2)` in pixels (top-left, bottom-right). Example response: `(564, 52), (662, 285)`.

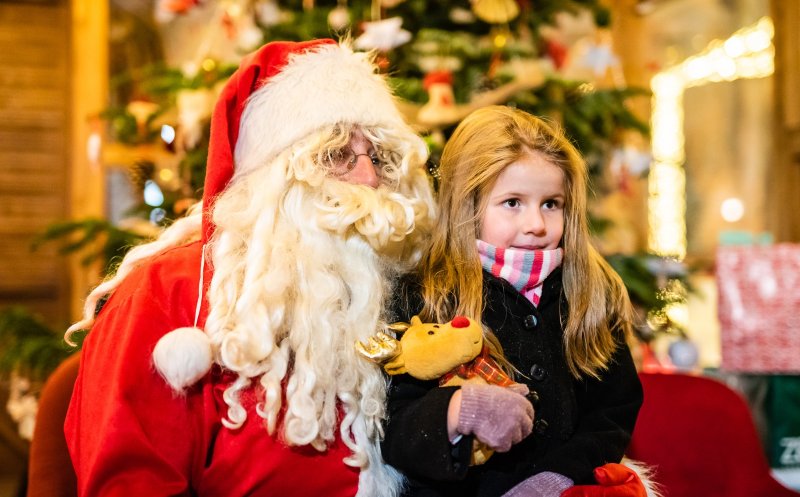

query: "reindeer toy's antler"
(356, 321), (412, 375)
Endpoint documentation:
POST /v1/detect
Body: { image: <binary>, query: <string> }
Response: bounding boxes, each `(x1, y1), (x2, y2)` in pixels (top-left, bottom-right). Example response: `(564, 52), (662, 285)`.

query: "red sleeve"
(65, 249), (207, 497)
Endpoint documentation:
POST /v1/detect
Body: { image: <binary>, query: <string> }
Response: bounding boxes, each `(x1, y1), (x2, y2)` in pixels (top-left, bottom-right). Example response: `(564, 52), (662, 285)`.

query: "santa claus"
(65, 39), (436, 497)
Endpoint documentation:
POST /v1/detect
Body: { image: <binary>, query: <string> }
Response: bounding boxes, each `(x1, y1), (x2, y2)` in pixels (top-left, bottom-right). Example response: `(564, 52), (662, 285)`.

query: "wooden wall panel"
(767, 0), (800, 241)
(0, 0), (71, 324)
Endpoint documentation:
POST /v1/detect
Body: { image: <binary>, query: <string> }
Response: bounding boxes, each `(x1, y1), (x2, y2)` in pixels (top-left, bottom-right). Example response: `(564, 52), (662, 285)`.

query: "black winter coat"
(382, 268), (643, 497)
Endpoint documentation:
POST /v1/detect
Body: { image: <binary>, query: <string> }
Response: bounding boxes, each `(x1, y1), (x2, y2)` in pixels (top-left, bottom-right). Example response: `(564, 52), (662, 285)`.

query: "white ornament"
(256, 0), (283, 27)
(328, 6), (351, 31)
(153, 326), (214, 391)
(6, 373), (37, 441)
(416, 55), (463, 73)
(237, 23), (264, 52)
(539, 7), (597, 48)
(177, 89), (214, 150)
(354, 17), (412, 52)
(449, 7), (476, 24)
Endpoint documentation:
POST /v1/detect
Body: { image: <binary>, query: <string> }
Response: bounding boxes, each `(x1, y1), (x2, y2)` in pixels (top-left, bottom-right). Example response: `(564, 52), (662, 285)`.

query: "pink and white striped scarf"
(476, 240), (564, 307)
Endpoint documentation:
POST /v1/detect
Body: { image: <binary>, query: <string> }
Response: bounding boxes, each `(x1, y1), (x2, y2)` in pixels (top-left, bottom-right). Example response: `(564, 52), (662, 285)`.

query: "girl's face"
(479, 153), (565, 251)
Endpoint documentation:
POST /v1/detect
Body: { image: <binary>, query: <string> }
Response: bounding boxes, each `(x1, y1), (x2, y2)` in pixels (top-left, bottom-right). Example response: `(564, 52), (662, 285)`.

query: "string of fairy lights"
(648, 16), (775, 260)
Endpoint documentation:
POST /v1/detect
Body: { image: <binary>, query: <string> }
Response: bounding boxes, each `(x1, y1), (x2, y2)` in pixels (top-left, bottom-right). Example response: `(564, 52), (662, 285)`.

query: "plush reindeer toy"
(356, 315), (524, 465)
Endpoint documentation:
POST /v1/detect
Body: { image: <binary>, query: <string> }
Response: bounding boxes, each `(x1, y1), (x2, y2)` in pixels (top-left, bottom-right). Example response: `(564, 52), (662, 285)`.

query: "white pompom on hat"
(153, 326), (213, 391)
(153, 39), (412, 392)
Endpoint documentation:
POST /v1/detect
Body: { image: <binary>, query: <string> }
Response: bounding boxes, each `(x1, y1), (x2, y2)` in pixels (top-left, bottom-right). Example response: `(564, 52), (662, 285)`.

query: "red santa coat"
(64, 241), (360, 496)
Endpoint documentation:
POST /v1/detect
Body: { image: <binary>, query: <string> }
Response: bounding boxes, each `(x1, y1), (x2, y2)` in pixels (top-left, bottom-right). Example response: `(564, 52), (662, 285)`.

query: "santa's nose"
(347, 155), (380, 189)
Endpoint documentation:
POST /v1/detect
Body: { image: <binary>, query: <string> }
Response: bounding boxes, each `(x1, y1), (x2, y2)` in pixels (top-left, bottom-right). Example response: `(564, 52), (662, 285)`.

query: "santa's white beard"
(205, 175), (421, 496)
(310, 176), (429, 263)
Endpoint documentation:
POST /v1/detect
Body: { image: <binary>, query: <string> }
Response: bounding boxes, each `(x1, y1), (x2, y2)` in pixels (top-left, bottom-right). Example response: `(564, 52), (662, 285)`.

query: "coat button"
(530, 364), (547, 381)
(534, 418), (549, 434)
(526, 389), (540, 406)
(523, 314), (538, 329)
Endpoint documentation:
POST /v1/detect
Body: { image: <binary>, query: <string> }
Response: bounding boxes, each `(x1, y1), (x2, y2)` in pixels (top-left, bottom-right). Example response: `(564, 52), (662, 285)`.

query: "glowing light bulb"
(721, 197), (745, 222)
(144, 180), (165, 207)
(161, 125), (176, 145)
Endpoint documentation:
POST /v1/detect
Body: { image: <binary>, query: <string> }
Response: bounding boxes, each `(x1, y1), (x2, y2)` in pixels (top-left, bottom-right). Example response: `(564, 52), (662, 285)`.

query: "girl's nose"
(346, 155), (380, 188)
(523, 210), (546, 235)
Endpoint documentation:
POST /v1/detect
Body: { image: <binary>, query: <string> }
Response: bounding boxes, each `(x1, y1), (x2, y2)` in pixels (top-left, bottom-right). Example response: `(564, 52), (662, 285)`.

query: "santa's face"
(328, 130), (382, 189)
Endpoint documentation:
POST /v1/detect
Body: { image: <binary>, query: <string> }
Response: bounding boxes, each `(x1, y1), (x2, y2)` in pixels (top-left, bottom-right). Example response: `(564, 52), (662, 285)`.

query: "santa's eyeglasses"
(326, 148), (386, 177)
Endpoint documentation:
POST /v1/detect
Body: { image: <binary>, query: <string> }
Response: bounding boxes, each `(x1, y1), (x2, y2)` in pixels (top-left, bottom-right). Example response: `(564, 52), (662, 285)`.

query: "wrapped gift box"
(717, 244), (800, 373)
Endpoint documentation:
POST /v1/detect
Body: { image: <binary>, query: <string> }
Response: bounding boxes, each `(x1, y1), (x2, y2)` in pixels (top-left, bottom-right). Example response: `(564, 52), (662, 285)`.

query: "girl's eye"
(503, 199), (521, 208)
(543, 199), (561, 210)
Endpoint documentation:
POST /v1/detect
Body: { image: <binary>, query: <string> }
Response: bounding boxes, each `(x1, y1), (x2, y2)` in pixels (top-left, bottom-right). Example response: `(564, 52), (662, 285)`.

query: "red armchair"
(628, 372), (799, 497)
(26, 352), (80, 497)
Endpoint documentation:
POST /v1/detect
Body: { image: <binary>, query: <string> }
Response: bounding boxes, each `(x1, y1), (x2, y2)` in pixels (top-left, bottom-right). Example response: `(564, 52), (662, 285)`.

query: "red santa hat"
(153, 39), (417, 391)
(201, 38), (411, 241)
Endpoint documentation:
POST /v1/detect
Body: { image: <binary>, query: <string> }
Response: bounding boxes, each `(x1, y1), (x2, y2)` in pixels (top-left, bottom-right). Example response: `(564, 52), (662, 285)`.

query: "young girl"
(382, 106), (644, 497)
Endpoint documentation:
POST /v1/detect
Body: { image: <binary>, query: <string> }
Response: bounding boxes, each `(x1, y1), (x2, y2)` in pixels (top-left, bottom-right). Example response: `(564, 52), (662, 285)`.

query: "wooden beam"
(69, 0), (107, 320)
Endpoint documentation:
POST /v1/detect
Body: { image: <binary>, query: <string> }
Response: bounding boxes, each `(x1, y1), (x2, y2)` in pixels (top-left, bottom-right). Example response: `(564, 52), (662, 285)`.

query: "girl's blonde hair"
(417, 105), (631, 378)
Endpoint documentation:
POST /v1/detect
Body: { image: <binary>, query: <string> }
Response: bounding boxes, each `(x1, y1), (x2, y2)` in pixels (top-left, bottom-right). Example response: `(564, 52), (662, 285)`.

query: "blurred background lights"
(143, 180), (164, 207)
(160, 124), (176, 144)
(149, 207), (167, 224)
(201, 58), (216, 72)
(649, 17), (773, 259)
(158, 168), (175, 182)
(721, 197), (745, 222)
(86, 132), (102, 163)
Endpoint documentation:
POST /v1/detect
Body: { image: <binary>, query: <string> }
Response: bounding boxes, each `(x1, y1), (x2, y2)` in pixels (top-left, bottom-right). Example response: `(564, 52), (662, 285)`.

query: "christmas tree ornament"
(418, 71), (460, 126)
(416, 54), (462, 74)
(255, 0), (283, 26)
(177, 89), (214, 150)
(7, 372), (37, 440)
(471, 0), (519, 24)
(127, 100), (160, 140)
(539, 7), (597, 48)
(544, 39), (569, 69)
(328, 1), (351, 31)
(154, 0), (201, 23)
(668, 338), (699, 371)
(501, 57), (547, 88)
(237, 17), (264, 52)
(449, 7), (476, 24)
(355, 17), (412, 52)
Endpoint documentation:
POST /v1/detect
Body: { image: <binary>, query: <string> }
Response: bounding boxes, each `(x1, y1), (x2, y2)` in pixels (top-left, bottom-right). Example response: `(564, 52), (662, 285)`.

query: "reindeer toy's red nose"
(451, 316), (470, 328)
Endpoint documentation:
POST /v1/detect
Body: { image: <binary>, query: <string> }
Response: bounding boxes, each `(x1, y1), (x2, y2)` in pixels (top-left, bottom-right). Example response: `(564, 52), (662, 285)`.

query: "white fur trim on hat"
(152, 326), (213, 391)
(235, 43), (409, 177)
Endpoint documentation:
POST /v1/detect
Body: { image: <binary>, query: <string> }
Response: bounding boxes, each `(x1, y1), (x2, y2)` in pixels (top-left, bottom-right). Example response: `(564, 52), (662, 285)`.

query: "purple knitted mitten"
(502, 472), (574, 497)
(457, 383), (534, 452)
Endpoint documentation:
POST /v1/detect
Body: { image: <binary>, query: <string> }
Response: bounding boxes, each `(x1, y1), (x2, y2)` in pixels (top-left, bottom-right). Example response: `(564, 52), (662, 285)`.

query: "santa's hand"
(457, 383), (533, 452)
(560, 463), (646, 497)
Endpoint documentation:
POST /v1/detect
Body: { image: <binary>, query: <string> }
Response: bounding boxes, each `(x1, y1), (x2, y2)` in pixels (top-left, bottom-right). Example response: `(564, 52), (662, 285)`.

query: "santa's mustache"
(312, 179), (422, 252)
